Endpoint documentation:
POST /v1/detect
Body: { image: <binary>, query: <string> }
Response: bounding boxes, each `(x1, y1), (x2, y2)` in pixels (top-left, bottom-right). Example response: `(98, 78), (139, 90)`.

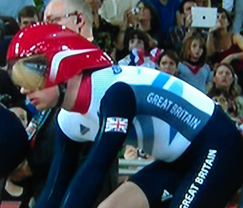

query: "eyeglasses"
(46, 11), (78, 24)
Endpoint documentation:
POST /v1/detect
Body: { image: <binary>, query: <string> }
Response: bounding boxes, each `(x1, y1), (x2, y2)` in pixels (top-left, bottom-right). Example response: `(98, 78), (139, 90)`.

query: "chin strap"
(56, 83), (67, 108)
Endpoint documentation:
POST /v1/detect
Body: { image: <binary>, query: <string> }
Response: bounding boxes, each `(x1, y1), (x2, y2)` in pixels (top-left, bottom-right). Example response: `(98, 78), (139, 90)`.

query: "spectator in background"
(118, 29), (154, 67)
(207, 63), (242, 101)
(0, 102), (31, 208)
(207, 63), (243, 134)
(0, 0), (35, 21)
(9, 103), (29, 128)
(0, 6), (40, 68)
(44, 0), (94, 41)
(98, 0), (139, 26)
(178, 34), (212, 93)
(116, 0), (159, 61)
(168, 0), (198, 54)
(195, 0), (211, 7)
(84, 0), (119, 60)
(142, 0), (181, 48)
(18, 6), (40, 29)
(156, 49), (180, 76)
(206, 7), (243, 89)
(176, 0), (197, 27)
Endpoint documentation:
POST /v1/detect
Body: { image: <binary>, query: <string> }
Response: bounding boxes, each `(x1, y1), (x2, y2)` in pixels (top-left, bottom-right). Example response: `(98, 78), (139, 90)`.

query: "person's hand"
(185, 13), (193, 27)
(209, 21), (221, 33)
(177, 13), (186, 26)
(183, 27), (196, 43)
(145, 33), (158, 49)
(220, 54), (234, 64)
(119, 8), (131, 32)
(124, 145), (138, 159)
(125, 8), (139, 28)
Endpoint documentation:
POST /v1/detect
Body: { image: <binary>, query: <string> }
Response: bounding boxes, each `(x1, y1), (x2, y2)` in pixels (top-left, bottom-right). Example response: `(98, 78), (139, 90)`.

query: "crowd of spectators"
(1, 0), (243, 207)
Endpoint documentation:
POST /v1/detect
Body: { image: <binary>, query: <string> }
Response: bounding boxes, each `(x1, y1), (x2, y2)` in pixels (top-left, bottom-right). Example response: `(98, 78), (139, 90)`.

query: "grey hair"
(63, 0), (93, 25)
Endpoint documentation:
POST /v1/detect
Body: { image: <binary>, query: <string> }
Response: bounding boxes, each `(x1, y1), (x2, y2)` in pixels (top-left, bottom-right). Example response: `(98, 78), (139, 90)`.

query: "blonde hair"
(207, 63), (242, 97)
(181, 34), (207, 63)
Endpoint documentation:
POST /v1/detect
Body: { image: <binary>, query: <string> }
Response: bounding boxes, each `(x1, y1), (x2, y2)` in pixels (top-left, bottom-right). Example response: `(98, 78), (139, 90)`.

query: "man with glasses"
(44, 0), (94, 41)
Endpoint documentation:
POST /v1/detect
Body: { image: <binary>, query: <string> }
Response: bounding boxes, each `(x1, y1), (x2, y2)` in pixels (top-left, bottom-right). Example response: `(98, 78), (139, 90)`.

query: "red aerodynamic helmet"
(7, 22), (113, 88)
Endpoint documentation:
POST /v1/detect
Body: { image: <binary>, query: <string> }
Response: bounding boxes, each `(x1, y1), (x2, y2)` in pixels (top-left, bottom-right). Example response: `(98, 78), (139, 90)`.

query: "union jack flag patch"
(105, 117), (128, 133)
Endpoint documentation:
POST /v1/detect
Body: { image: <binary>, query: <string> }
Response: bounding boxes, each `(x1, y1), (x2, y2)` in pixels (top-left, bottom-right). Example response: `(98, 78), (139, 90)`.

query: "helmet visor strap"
(56, 83), (67, 108)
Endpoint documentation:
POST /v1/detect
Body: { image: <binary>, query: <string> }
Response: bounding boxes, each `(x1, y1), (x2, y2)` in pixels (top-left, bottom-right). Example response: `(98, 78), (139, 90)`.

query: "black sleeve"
(0, 106), (28, 178)
(60, 82), (137, 208)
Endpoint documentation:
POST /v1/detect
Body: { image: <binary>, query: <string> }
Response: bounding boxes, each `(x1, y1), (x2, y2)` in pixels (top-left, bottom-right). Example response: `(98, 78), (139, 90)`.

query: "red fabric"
(184, 62), (204, 74)
(213, 35), (243, 72)
(137, 50), (145, 66)
(72, 73), (91, 114)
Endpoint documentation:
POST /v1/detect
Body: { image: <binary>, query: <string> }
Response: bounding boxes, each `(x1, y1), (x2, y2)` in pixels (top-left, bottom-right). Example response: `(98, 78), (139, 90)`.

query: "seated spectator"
(98, 0), (139, 26)
(118, 29), (154, 67)
(207, 63), (242, 100)
(18, 6), (40, 29)
(176, 0), (197, 27)
(156, 49), (180, 76)
(0, 102), (30, 208)
(168, 0), (208, 54)
(206, 7), (243, 89)
(116, 0), (159, 60)
(207, 63), (243, 134)
(0, 6), (40, 68)
(210, 89), (231, 112)
(0, 0), (35, 20)
(142, 0), (181, 48)
(178, 34), (212, 93)
(85, 0), (119, 60)
(9, 103), (30, 128)
(195, 0), (211, 7)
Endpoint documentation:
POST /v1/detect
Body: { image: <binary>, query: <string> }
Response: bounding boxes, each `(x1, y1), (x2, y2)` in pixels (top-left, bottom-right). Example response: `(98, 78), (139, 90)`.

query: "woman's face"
(137, 2), (151, 21)
(212, 94), (229, 111)
(129, 38), (145, 51)
(189, 39), (203, 62)
(11, 57), (60, 111)
(216, 12), (229, 29)
(213, 65), (234, 91)
(158, 55), (177, 75)
(20, 86), (59, 111)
